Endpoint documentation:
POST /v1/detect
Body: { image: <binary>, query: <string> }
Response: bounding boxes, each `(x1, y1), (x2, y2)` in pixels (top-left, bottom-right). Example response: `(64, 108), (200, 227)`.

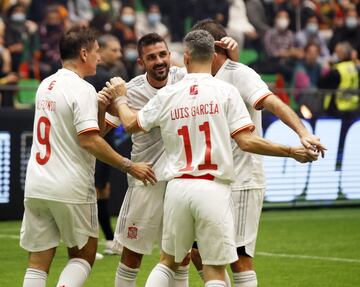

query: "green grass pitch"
(0, 208), (359, 286)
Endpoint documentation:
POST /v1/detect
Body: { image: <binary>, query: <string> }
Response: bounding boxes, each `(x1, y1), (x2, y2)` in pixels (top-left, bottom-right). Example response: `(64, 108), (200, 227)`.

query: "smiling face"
(138, 41), (170, 82)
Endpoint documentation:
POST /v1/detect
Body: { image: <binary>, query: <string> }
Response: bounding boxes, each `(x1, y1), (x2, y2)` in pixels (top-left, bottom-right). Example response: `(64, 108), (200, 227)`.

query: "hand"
(215, 36), (239, 62)
(106, 101), (119, 116)
(128, 162), (157, 186)
(289, 146), (320, 163)
(300, 133), (327, 158)
(98, 90), (110, 111)
(105, 77), (127, 100)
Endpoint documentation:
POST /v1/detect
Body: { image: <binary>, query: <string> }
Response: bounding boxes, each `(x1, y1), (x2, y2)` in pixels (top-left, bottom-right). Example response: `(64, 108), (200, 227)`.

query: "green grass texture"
(0, 208), (359, 286)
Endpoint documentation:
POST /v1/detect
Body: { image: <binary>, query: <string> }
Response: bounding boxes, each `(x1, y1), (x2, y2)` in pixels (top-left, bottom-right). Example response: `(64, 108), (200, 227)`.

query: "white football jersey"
(215, 59), (273, 189)
(138, 73), (254, 182)
(105, 66), (186, 186)
(25, 68), (99, 203)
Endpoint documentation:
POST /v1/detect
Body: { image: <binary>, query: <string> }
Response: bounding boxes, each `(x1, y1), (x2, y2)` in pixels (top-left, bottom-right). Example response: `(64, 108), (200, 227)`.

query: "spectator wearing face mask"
(136, 3), (169, 41)
(294, 15), (330, 63)
(111, 4), (137, 47)
(329, 6), (360, 57)
(261, 10), (303, 82)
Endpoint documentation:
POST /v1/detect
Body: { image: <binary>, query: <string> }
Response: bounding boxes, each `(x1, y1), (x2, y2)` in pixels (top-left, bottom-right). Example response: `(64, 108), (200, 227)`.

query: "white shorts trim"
(114, 181), (166, 255)
(231, 188), (265, 257)
(20, 198), (98, 252)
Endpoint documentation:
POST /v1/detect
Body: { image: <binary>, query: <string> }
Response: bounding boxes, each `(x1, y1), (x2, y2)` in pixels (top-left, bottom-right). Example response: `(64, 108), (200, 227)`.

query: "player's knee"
(67, 237), (97, 267)
(121, 247), (143, 268)
(230, 249), (254, 272)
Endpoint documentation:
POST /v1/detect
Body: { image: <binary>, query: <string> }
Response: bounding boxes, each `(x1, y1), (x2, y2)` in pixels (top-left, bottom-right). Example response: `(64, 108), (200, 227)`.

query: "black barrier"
(1, 108), (360, 220)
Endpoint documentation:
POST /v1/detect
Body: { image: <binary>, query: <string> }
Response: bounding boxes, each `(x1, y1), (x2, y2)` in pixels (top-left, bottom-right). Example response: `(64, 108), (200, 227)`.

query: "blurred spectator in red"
(38, 5), (65, 79)
(111, 4), (137, 47)
(261, 10), (303, 82)
(329, 6), (360, 56)
(136, 2), (169, 40)
(319, 41), (359, 116)
(295, 15), (330, 63)
(4, 3), (39, 74)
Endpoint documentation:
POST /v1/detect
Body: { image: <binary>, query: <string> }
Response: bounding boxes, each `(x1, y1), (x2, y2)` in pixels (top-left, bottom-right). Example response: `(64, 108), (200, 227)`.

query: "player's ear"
(137, 57), (143, 68)
(80, 48), (87, 63)
(183, 51), (190, 68)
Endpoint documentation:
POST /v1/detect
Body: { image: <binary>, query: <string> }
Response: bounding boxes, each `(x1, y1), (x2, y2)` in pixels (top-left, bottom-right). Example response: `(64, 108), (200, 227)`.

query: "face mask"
(147, 13), (161, 25)
(306, 23), (318, 34)
(345, 16), (358, 29)
(121, 14), (135, 26)
(11, 13), (26, 23)
(124, 49), (138, 62)
(276, 18), (289, 31)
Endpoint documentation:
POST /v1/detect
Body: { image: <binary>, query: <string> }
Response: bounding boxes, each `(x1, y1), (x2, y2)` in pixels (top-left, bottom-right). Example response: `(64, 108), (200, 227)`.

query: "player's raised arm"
(78, 131), (156, 185)
(232, 128), (319, 163)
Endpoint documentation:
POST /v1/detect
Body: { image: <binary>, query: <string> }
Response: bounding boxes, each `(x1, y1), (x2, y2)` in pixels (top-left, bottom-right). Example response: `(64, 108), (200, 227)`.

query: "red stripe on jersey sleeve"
(253, 92), (274, 110)
(231, 124), (255, 138)
(77, 127), (100, 135)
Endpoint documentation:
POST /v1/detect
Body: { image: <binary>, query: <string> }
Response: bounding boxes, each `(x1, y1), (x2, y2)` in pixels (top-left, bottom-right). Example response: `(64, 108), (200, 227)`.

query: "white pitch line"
(257, 251), (360, 264)
(0, 234), (19, 240)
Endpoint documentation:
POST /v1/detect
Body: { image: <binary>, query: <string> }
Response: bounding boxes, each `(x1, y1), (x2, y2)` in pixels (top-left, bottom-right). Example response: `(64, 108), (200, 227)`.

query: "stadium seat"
(239, 49), (258, 65)
(17, 79), (39, 105)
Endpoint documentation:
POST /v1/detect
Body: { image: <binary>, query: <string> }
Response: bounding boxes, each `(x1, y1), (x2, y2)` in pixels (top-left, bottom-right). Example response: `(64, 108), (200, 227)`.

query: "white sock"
(145, 263), (174, 287)
(56, 258), (91, 287)
(233, 271), (258, 287)
(114, 262), (139, 287)
(23, 268), (47, 287)
(174, 264), (189, 287)
(205, 280), (226, 287)
(198, 269), (232, 287)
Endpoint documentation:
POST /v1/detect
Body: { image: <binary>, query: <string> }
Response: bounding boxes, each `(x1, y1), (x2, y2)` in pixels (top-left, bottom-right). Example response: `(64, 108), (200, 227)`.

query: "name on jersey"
(170, 102), (219, 120)
(36, 99), (56, 112)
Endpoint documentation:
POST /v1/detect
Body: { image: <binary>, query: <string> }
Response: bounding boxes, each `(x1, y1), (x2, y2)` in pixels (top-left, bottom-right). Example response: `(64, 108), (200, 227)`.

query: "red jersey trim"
(253, 92), (273, 110)
(136, 114), (148, 133)
(105, 119), (119, 128)
(231, 124), (255, 138)
(176, 173), (215, 181)
(77, 127), (100, 135)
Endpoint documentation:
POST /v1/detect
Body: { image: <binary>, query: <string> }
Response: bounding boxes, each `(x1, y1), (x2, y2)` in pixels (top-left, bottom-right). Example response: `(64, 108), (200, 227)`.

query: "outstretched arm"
(259, 94), (327, 157)
(233, 128), (319, 163)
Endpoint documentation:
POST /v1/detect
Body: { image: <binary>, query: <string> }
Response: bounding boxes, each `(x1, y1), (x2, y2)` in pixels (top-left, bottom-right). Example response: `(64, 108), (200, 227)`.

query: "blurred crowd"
(0, 0), (359, 116)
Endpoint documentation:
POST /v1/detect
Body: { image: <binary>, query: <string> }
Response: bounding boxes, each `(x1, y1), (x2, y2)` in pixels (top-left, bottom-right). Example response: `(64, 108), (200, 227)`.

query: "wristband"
(121, 157), (132, 173)
(114, 96), (127, 106)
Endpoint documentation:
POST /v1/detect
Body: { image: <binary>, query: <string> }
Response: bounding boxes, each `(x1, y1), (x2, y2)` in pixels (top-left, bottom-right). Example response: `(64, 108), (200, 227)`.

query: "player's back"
(25, 68), (99, 204)
(139, 73), (253, 182)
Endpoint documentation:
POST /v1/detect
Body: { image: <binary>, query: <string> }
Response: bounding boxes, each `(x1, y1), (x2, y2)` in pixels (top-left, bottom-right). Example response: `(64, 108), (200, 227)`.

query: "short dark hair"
(59, 26), (98, 61)
(97, 34), (119, 49)
(137, 32), (168, 57)
(191, 19), (227, 55)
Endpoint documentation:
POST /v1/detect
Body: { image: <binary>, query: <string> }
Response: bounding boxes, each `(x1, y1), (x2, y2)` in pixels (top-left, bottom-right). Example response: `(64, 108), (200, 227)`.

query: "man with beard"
(105, 32), (239, 287)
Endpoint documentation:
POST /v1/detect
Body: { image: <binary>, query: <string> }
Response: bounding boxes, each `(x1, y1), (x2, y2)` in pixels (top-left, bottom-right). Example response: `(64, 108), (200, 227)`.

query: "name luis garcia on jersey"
(170, 101), (219, 120)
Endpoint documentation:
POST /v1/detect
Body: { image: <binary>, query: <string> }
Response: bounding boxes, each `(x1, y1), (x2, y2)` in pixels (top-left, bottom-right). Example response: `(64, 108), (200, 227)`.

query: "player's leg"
(114, 182), (166, 287)
(174, 252), (191, 287)
(230, 189), (265, 287)
(20, 198), (60, 287)
(50, 201), (99, 287)
(145, 179), (194, 287)
(191, 179), (238, 286)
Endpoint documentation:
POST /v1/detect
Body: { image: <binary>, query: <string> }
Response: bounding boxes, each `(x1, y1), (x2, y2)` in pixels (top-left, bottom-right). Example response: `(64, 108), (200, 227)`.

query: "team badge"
(127, 225), (138, 239)
(190, 85), (198, 95)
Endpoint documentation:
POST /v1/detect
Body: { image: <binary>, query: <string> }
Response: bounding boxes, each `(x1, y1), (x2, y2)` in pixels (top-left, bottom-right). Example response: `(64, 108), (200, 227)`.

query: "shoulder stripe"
(77, 127), (100, 135)
(231, 124), (255, 138)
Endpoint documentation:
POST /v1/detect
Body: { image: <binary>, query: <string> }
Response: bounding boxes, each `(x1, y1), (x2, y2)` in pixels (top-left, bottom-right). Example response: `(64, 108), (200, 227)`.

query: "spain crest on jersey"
(127, 225), (138, 239)
(190, 85), (198, 95)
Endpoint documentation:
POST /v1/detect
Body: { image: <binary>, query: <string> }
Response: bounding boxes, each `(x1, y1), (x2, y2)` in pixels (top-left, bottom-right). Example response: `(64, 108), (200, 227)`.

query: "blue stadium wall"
(0, 109), (359, 220)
